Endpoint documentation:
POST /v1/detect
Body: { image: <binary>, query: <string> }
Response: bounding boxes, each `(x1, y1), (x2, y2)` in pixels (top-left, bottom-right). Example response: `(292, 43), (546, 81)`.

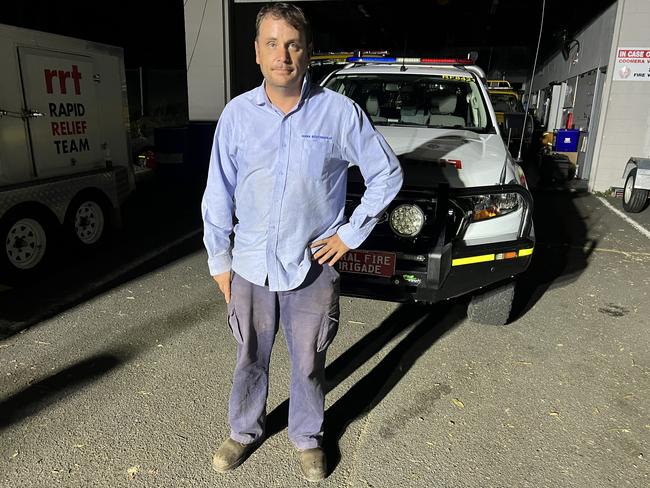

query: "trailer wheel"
(623, 169), (649, 213)
(66, 195), (109, 247)
(1, 215), (51, 276)
(467, 280), (516, 326)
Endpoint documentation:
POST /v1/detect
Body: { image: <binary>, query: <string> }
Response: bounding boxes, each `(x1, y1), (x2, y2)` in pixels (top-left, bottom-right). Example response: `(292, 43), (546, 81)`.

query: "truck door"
(18, 47), (104, 178)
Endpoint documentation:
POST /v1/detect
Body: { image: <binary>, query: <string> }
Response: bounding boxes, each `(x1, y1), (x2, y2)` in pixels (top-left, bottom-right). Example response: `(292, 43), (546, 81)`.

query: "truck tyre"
(66, 194), (109, 247)
(623, 169), (649, 213)
(467, 280), (516, 326)
(1, 214), (52, 279)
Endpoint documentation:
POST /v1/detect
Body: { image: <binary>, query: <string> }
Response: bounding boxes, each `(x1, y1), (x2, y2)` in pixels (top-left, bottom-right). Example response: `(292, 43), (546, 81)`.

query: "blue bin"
(555, 129), (580, 152)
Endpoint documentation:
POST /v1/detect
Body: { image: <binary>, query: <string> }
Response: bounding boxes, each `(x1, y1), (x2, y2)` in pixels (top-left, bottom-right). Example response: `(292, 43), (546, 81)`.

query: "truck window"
(325, 74), (493, 133)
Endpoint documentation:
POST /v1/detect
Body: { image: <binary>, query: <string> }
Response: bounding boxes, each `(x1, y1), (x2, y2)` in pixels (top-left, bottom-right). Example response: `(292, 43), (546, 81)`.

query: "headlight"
(389, 204), (425, 237)
(469, 193), (521, 222)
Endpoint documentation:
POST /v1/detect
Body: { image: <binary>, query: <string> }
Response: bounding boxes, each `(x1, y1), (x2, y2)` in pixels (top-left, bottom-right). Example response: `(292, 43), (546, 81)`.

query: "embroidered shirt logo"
(302, 134), (332, 140)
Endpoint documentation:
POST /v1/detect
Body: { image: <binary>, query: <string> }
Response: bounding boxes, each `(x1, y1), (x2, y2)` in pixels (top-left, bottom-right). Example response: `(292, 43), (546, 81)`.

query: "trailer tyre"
(66, 194), (110, 248)
(467, 280), (516, 326)
(623, 169), (649, 213)
(1, 212), (54, 280)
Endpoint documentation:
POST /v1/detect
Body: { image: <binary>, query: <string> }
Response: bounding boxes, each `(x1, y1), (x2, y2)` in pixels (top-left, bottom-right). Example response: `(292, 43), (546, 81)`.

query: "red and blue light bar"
(347, 56), (473, 65)
(347, 56), (398, 62)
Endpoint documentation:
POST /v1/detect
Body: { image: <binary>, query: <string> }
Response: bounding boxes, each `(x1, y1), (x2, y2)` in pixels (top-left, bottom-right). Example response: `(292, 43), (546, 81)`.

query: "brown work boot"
(298, 447), (327, 482)
(212, 437), (260, 472)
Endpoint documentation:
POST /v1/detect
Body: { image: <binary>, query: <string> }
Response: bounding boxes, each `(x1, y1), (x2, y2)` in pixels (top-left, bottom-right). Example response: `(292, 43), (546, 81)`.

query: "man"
(202, 2), (402, 482)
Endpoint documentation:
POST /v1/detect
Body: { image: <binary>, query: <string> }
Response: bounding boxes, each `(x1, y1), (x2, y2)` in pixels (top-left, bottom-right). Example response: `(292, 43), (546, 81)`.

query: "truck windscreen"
(325, 74), (490, 132)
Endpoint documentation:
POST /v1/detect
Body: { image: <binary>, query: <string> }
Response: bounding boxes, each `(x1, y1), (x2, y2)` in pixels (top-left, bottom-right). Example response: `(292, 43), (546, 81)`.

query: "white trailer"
(0, 24), (135, 280)
(622, 157), (650, 213)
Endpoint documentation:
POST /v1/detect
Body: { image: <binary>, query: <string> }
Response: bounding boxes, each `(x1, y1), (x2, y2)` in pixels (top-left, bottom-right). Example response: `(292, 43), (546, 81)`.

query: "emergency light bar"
(311, 50), (390, 62)
(347, 56), (398, 63)
(421, 58), (473, 65)
(347, 56), (474, 65)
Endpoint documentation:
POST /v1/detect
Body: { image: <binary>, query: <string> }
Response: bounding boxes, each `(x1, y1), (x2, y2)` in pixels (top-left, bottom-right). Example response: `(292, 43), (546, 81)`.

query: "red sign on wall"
(615, 47), (650, 81)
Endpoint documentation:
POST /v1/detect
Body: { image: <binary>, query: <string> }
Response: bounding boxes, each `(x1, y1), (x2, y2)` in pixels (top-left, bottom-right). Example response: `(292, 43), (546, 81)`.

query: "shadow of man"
(265, 300), (466, 472)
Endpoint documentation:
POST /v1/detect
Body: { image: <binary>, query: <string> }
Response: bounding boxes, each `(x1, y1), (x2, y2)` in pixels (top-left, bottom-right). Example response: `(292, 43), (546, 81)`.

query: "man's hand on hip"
(310, 233), (350, 266)
(213, 271), (232, 304)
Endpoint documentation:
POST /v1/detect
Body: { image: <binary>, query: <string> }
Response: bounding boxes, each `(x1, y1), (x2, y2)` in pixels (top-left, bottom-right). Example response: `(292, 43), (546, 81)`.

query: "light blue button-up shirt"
(201, 76), (403, 291)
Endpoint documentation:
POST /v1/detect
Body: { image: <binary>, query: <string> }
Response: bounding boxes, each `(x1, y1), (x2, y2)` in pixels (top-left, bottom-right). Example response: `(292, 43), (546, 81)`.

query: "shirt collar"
(254, 72), (312, 108)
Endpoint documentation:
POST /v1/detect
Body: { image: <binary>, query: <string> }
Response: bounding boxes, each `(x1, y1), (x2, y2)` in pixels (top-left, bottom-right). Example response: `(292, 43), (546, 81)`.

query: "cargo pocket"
(316, 305), (340, 353)
(302, 138), (332, 180)
(227, 302), (244, 345)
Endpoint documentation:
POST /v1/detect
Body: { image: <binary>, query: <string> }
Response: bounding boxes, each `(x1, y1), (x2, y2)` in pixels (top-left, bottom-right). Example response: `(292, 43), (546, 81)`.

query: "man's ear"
(254, 40), (260, 65)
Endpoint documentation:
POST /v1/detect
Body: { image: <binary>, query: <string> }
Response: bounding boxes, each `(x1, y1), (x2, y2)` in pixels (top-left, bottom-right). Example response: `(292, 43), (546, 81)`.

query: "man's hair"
(255, 2), (312, 48)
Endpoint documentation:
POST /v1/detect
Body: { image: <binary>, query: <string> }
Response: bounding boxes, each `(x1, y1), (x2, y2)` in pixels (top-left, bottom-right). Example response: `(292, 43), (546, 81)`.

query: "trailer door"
(18, 47), (104, 178)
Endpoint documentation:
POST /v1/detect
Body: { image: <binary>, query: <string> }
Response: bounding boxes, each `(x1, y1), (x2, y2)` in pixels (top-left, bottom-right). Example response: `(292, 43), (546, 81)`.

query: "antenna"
(400, 35), (408, 72)
(517, 0), (546, 162)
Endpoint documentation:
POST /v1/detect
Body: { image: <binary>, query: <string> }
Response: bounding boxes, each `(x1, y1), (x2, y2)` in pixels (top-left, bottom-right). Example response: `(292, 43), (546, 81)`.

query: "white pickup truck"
(322, 56), (535, 325)
(0, 24), (134, 281)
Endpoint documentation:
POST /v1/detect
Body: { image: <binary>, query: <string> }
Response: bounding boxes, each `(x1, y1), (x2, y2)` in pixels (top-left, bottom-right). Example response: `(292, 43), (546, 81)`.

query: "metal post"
(139, 66), (144, 117)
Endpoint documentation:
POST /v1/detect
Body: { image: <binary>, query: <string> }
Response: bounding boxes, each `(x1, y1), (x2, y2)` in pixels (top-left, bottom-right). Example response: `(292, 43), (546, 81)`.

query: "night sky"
(0, 0), (186, 69)
(0, 0), (615, 72)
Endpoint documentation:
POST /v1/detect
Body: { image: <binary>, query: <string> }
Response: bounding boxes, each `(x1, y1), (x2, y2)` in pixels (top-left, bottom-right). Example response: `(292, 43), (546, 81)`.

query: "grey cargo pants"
(226, 263), (340, 449)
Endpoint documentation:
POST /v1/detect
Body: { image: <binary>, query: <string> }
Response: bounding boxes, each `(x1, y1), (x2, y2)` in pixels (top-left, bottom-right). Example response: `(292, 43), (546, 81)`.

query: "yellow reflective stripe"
(452, 248), (534, 267)
(452, 254), (495, 266)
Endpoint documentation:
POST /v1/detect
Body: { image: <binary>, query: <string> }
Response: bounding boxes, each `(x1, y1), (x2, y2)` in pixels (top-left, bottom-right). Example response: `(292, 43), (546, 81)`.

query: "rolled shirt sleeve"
(337, 102), (403, 249)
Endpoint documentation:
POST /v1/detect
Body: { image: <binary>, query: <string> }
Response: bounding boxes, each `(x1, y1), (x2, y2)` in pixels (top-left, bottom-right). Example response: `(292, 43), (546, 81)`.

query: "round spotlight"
(389, 204), (425, 237)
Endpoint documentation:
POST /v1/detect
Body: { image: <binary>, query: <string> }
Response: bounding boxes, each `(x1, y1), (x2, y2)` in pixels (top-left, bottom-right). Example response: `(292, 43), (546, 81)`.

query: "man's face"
(255, 15), (310, 94)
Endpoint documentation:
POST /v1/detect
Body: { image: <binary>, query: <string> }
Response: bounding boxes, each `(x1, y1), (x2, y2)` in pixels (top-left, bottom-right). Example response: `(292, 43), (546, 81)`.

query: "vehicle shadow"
(265, 300), (465, 473)
(511, 183), (596, 320)
(0, 172), (206, 341)
(0, 293), (214, 429)
(0, 354), (120, 430)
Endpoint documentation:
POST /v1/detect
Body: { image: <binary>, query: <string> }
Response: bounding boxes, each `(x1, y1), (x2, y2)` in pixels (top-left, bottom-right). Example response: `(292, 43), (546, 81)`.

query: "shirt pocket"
(301, 138), (333, 180)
